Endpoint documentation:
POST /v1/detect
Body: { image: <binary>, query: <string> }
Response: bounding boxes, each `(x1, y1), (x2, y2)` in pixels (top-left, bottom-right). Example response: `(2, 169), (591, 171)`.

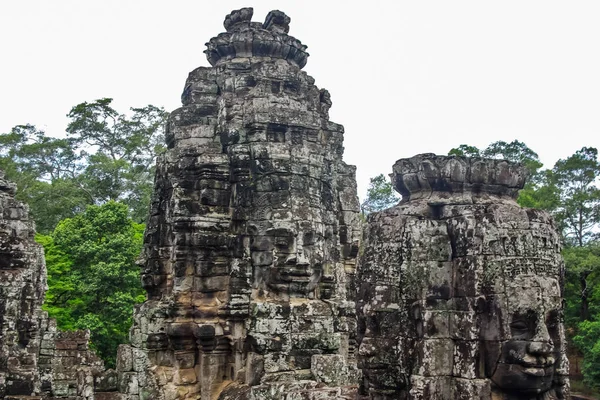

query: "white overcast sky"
(1, 1), (599, 199)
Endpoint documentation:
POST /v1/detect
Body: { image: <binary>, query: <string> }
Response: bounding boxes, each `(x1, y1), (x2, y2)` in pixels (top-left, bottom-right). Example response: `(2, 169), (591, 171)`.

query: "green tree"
(545, 148), (600, 389)
(449, 140), (553, 209)
(448, 144), (481, 158)
(39, 202), (145, 367)
(481, 140), (543, 180)
(551, 147), (600, 247)
(514, 169), (561, 211)
(361, 173), (400, 214)
(67, 98), (168, 222)
(563, 245), (600, 324)
(553, 149), (600, 387)
(0, 125), (88, 233)
(449, 140), (543, 177)
(0, 99), (168, 232)
(573, 319), (600, 389)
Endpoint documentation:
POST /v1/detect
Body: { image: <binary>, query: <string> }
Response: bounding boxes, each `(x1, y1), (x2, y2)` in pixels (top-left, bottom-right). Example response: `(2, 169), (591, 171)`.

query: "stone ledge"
(392, 153), (528, 200)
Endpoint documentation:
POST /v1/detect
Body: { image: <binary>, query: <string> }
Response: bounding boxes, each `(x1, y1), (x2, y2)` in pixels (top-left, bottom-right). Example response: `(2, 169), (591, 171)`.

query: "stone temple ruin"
(0, 7), (569, 400)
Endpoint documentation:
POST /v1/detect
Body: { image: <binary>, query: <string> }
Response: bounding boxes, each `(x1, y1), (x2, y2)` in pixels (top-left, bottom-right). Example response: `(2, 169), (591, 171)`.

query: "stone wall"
(0, 170), (46, 397)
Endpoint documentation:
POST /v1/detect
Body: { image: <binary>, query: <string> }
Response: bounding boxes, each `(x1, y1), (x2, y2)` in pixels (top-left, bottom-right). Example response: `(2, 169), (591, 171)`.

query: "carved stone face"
(483, 274), (562, 395)
(266, 226), (323, 297)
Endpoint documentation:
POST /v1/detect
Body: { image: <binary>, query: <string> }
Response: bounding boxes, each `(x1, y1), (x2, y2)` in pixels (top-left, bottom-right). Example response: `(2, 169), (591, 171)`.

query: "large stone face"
(124, 8), (361, 400)
(356, 154), (570, 399)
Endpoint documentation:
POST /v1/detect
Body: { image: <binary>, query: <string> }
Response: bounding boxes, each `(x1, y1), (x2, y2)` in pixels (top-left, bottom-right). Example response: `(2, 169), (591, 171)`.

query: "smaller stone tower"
(0, 171), (46, 397)
(357, 154), (569, 399)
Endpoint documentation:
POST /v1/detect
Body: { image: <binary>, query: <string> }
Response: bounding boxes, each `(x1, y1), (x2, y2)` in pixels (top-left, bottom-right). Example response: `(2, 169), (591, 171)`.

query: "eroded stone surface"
(357, 154), (570, 399)
(0, 170), (46, 397)
(123, 8), (361, 400)
(0, 170), (106, 399)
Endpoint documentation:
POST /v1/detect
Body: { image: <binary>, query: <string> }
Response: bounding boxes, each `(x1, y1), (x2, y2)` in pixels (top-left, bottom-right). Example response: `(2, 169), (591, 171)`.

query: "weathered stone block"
(310, 354), (348, 386)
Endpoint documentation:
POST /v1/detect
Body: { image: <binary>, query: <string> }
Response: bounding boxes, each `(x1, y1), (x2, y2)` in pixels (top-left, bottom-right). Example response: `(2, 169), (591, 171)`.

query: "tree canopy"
(0, 98), (168, 233)
(551, 147), (600, 247)
(38, 201), (145, 367)
(361, 173), (400, 214)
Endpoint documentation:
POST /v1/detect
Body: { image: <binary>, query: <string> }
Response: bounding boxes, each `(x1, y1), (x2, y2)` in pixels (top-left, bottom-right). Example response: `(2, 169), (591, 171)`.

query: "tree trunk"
(580, 270), (591, 321)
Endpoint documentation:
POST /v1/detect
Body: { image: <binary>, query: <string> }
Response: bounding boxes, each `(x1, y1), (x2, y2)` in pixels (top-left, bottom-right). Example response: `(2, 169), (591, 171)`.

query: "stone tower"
(356, 154), (569, 399)
(120, 8), (361, 400)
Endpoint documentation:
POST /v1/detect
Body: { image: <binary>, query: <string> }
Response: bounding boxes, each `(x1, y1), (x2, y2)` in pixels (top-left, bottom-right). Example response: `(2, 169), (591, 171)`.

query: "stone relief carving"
(481, 274), (566, 398)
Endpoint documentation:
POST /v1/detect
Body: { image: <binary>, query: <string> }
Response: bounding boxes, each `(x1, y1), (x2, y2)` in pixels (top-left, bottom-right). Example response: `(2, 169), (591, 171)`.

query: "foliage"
(514, 169), (561, 211)
(448, 144), (481, 158)
(551, 147), (600, 247)
(361, 173), (400, 214)
(481, 140), (543, 180)
(448, 139), (543, 177)
(574, 319), (600, 389)
(38, 202), (145, 367)
(0, 99), (168, 232)
(0, 125), (88, 232)
(563, 245), (600, 325)
(449, 140), (547, 208)
(0, 99), (164, 366)
(66, 99), (168, 222)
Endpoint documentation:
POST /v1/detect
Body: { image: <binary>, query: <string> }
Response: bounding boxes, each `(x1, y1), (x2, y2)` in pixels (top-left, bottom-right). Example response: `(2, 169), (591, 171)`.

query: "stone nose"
(285, 255), (297, 264)
(527, 341), (553, 356)
(527, 322), (553, 356)
(285, 254), (310, 266)
(296, 254), (310, 266)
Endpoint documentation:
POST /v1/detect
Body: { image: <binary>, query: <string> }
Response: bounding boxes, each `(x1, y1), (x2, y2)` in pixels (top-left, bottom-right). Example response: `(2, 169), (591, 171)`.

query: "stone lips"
(392, 153), (529, 200)
(205, 8), (309, 69)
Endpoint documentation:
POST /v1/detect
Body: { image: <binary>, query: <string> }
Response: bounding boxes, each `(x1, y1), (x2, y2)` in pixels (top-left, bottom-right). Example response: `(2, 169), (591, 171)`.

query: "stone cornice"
(204, 8), (309, 69)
